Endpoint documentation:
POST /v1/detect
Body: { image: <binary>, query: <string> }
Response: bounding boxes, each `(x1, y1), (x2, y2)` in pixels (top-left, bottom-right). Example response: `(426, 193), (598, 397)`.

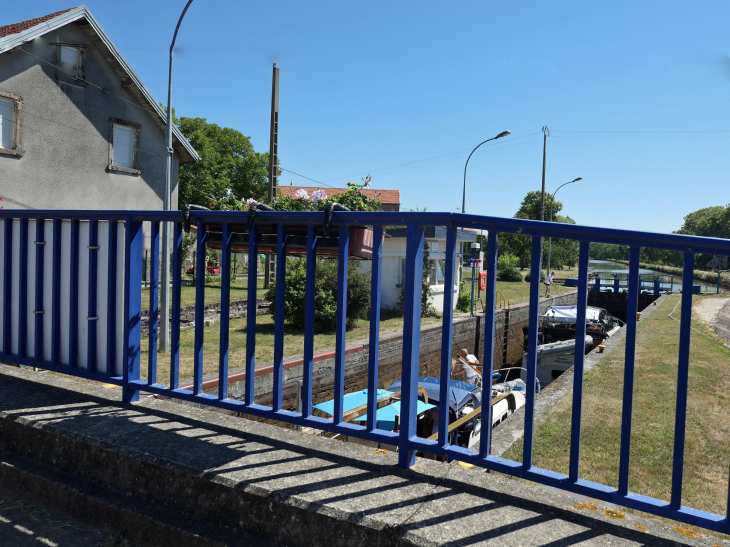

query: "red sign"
(479, 272), (487, 291)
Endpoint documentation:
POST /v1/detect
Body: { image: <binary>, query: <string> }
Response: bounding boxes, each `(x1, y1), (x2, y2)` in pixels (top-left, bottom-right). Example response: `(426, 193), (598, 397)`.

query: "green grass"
(504, 294), (730, 521)
(140, 313), (440, 384)
(141, 276), (266, 310)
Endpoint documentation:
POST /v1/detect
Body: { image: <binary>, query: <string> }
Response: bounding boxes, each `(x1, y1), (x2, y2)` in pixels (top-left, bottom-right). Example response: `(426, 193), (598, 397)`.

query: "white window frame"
(108, 117), (141, 175)
(0, 91), (23, 157)
(55, 43), (86, 86)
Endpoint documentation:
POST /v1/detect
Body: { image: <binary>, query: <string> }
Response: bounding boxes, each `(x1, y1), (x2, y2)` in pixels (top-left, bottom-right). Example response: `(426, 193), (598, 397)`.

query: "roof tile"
(0, 8), (75, 38)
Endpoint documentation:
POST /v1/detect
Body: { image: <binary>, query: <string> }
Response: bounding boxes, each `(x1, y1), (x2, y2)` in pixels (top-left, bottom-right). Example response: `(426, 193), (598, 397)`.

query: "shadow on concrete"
(0, 369), (708, 547)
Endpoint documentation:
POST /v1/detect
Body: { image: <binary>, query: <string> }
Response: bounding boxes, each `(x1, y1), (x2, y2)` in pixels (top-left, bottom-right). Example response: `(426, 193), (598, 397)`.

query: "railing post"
(245, 225), (259, 407)
(522, 236), (543, 470)
(438, 225), (456, 448)
(273, 223), (288, 412)
(218, 222), (232, 400)
(2, 219), (12, 357)
(51, 220), (62, 366)
(122, 218), (143, 403)
(170, 222), (183, 388)
(69, 220), (79, 368)
(398, 223), (424, 469)
(479, 230), (498, 457)
(18, 219), (28, 359)
(147, 221), (160, 384)
(333, 226), (350, 424)
(87, 220), (99, 373)
(568, 242), (590, 482)
(302, 224), (318, 419)
(193, 221), (207, 395)
(671, 252), (695, 510)
(366, 225), (383, 431)
(105, 221), (118, 377)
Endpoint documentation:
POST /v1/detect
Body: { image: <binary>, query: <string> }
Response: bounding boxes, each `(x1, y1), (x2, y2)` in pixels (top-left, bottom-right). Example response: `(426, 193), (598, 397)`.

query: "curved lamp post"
(461, 131), (510, 214)
(546, 177), (583, 277)
(161, 0), (195, 352)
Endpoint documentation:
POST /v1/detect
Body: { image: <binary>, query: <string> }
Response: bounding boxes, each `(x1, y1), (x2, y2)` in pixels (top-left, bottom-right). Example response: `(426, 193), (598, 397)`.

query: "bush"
(455, 282), (471, 312)
(264, 258), (370, 332)
(497, 253), (523, 282)
(524, 270), (546, 283)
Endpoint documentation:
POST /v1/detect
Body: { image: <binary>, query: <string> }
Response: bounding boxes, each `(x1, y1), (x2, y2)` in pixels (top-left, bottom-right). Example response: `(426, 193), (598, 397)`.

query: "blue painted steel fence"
(2, 209), (730, 533)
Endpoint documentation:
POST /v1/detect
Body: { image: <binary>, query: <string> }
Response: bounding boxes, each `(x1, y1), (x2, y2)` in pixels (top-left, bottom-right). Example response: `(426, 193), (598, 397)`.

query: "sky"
(6, 1), (730, 233)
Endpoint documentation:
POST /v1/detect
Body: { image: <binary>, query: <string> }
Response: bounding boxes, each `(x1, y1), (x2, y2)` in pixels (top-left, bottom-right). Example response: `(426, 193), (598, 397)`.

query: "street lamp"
(546, 177), (583, 277)
(161, 0), (195, 352)
(462, 131), (510, 214)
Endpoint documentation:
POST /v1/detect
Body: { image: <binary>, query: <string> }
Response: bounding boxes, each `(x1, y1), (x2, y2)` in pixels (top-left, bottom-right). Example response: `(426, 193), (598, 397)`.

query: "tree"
(674, 205), (730, 268)
(497, 190), (578, 270)
(176, 117), (272, 208)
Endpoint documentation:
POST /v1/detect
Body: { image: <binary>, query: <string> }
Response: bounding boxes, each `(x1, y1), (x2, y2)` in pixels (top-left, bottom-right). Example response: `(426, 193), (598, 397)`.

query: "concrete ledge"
(0, 363), (715, 546)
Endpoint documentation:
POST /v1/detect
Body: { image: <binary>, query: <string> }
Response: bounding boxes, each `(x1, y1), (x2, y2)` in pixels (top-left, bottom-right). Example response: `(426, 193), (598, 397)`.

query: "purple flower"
(311, 189), (327, 202)
(295, 189), (309, 200)
(246, 198), (256, 206)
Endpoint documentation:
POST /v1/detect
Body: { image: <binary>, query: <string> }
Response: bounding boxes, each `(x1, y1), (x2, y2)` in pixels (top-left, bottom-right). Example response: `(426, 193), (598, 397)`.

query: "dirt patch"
(693, 296), (728, 324)
(711, 299), (730, 342)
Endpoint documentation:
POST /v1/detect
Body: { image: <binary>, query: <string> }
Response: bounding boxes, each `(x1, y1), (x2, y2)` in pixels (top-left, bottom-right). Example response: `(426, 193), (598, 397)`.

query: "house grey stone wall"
(0, 22), (180, 213)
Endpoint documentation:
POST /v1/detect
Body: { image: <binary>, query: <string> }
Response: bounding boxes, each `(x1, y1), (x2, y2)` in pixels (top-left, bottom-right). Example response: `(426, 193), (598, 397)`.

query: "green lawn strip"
(141, 277), (265, 311)
(139, 314), (440, 384)
(494, 281), (575, 307)
(504, 294), (730, 519)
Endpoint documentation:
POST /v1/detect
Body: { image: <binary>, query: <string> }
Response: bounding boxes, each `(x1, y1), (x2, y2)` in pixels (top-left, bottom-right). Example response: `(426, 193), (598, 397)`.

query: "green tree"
(674, 205), (730, 269)
(176, 117), (272, 208)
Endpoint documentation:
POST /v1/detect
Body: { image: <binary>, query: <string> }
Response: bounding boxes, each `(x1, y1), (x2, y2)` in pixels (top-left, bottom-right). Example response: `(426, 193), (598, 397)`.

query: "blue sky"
(8, 1), (730, 233)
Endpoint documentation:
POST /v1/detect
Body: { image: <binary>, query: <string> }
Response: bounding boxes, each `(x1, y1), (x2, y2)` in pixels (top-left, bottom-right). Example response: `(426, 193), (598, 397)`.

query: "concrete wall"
(0, 22), (180, 212)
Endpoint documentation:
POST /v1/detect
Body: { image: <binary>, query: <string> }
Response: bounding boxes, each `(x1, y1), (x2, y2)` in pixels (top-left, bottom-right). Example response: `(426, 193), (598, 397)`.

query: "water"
(588, 260), (715, 292)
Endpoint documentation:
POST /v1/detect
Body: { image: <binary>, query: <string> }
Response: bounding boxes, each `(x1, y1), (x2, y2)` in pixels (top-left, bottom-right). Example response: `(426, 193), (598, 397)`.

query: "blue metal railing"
(587, 271), (675, 294)
(2, 209), (730, 532)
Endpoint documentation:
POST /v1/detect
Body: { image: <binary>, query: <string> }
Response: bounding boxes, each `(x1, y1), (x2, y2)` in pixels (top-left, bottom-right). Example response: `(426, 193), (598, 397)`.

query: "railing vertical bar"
(245, 225), (259, 407)
(333, 226), (350, 425)
(193, 221), (207, 395)
(122, 219), (143, 403)
(272, 224), (288, 412)
(2, 219), (12, 356)
(170, 222), (183, 389)
(437, 225), (457, 448)
(18, 219), (28, 359)
(522, 236), (543, 470)
(87, 220), (98, 373)
(34, 219), (45, 363)
(618, 246), (641, 495)
(218, 222), (232, 400)
(69, 220), (79, 368)
(568, 241), (590, 482)
(479, 230), (498, 457)
(366, 225), (384, 432)
(105, 221), (117, 377)
(51, 220), (61, 366)
(147, 221), (160, 384)
(302, 224), (318, 419)
(398, 223), (424, 469)
(671, 252), (695, 510)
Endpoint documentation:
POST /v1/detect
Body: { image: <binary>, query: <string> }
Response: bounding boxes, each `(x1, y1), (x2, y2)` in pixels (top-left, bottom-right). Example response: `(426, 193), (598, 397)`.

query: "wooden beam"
(426, 392), (512, 441)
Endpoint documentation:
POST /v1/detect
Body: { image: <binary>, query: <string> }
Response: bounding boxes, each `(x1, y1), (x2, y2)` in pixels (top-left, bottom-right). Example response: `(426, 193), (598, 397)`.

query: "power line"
(553, 129), (730, 134)
(278, 168), (337, 188)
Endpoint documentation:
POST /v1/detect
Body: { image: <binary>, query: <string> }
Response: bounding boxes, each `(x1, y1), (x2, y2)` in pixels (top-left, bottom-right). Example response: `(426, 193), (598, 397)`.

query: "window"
(56, 44), (86, 85)
(108, 118), (141, 174)
(0, 91), (22, 156)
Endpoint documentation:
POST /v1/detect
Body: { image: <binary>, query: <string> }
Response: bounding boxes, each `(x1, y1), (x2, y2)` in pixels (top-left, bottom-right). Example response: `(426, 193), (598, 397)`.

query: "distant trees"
(497, 191), (579, 271)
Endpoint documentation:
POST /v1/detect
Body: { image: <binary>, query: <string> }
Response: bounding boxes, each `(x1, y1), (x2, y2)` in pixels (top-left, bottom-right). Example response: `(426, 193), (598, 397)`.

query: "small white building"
(376, 227), (477, 313)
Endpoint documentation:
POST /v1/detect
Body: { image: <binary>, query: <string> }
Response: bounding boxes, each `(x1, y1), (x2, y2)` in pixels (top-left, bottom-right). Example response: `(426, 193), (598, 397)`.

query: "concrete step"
(0, 452), (277, 547)
(0, 365), (720, 547)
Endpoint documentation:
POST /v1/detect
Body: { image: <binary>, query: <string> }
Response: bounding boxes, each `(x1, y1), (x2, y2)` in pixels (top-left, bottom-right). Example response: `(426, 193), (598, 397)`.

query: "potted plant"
(185, 177), (384, 260)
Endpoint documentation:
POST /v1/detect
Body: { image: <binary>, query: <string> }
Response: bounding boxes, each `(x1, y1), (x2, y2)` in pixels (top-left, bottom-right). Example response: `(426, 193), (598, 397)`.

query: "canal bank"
(596, 259), (725, 292)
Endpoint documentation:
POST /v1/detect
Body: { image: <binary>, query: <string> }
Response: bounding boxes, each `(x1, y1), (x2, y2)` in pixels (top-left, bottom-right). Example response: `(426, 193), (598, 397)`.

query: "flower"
(294, 189), (309, 200)
(246, 198), (256, 206)
(225, 188), (232, 197)
(311, 189), (327, 202)
(361, 174), (372, 189)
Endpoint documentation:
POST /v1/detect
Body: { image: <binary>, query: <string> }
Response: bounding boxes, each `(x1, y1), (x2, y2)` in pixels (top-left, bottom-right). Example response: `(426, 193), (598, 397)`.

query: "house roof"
(278, 186), (401, 205)
(0, 8), (75, 38)
(0, 6), (199, 164)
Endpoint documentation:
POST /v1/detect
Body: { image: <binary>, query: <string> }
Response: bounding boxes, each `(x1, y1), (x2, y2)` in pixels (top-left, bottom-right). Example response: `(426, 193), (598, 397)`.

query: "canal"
(588, 259), (717, 293)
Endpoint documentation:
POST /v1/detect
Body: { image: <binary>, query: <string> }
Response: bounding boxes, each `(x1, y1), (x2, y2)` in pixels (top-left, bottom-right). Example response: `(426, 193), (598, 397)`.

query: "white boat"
(520, 335), (594, 387)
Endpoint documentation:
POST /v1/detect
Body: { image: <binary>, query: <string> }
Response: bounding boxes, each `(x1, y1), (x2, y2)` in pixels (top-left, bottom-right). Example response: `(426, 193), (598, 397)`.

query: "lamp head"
(496, 131), (511, 139)
(572, 177), (583, 182)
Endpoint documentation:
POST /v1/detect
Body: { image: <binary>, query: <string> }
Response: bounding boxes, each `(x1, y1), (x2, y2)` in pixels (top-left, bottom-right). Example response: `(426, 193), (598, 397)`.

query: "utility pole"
(540, 125), (549, 275)
(264, 63), (279, 289)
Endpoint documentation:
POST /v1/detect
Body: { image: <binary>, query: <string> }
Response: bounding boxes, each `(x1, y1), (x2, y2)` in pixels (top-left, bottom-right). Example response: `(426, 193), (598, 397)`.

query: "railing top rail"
(1, 209), (730, 256)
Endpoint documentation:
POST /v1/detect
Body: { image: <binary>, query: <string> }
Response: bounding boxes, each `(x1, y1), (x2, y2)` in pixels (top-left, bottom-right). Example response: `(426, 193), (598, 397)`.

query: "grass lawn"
(141, 276), (266, 311)
(493, 280), (575, 308)
(140, 313), (441, 384)
(504, 294), (730, 520)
